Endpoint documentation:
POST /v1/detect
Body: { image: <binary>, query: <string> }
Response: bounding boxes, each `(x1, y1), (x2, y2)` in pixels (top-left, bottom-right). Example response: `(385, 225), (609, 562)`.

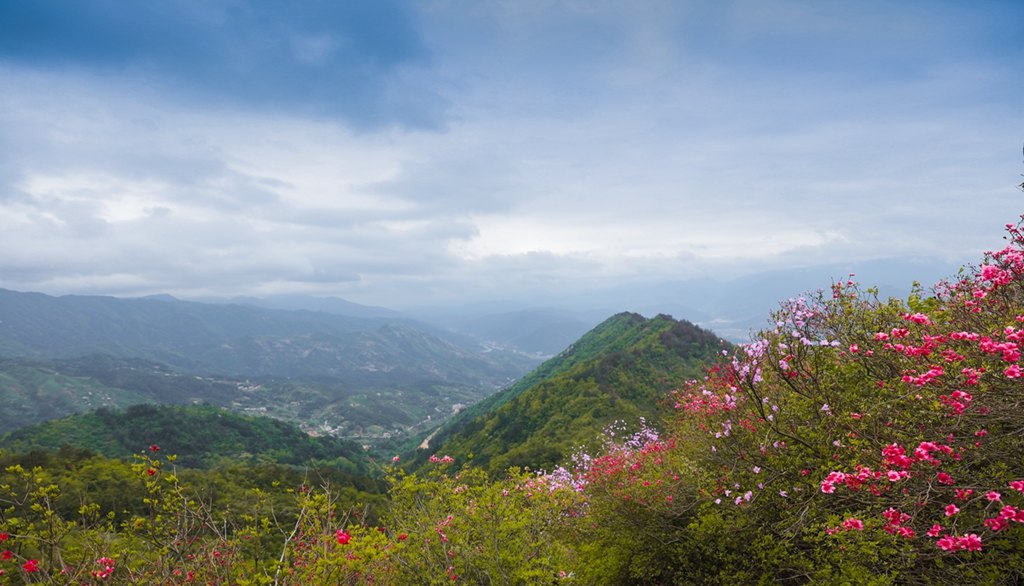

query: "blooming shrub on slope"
(575, 218), (1024, 584)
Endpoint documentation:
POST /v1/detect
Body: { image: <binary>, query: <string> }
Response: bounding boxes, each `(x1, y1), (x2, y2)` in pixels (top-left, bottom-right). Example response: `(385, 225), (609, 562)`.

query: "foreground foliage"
(3, 218), (1024, 584)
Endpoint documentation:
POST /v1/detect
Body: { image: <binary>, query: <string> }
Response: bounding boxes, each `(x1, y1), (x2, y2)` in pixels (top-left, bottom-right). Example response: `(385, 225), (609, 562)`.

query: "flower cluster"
(651, 216), (1024, 578)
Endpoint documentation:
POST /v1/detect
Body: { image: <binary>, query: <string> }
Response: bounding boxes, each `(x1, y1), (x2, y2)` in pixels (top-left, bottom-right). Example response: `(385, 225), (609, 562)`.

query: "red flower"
(336, 530), (351, 545)
(22, 559), (40, 573)
(146, 468), (157, 476)
(936, 536), (958, 551)
(842, 518), (864, 531)
(0, 533), (7, 541)
(149, 444), (160, 452)
(1, 550), (11, 560)
(959, 533), (983, 552)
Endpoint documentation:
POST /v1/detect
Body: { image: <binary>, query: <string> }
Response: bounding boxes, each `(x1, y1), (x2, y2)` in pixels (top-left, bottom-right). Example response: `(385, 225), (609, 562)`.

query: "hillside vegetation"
(0, 404), (372, 472)
(417, 312), (727, 474)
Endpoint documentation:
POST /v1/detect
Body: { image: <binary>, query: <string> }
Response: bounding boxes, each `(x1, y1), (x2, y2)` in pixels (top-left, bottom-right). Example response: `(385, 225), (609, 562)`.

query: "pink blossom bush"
(617, 216), (1024, 583)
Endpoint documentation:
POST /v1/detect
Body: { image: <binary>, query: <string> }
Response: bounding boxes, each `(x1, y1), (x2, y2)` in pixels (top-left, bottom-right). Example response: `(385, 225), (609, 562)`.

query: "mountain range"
(0, 288), (553, 443)
(0, 288), (536, 380)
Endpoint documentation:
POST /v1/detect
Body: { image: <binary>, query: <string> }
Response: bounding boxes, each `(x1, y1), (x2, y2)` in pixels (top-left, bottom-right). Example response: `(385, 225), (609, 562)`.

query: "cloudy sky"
(1, 0), (1022, 310)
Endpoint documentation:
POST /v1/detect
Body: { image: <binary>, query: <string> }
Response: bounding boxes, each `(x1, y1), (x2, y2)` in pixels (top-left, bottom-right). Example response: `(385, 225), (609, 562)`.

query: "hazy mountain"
(426, 308), (602, 357)
(227, 296), (602, 358)
(544, 257), (958, 342)
(220, 294), (405, 319)
(414, 312), (729, 474)
(0, 288), (537, 382)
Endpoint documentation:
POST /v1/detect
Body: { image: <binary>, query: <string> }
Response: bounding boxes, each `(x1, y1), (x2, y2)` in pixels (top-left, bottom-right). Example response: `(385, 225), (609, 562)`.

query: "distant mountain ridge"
(218, 294), (405, 319)
(0, 288), (536, 383)
(219, 294), (604, 357)
(415, 312), (728, 474)
(438, 308), (599, 356)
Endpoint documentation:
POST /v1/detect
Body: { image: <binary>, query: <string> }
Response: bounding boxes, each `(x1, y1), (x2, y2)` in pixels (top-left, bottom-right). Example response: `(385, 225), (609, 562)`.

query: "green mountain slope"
(0, 356), (153, 431)
(415, 313), (728, 474)
(0, 404), (371, 471)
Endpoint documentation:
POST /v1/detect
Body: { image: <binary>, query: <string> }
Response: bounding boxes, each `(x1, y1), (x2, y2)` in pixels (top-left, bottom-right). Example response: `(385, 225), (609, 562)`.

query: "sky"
(1, 0), (1022, 313)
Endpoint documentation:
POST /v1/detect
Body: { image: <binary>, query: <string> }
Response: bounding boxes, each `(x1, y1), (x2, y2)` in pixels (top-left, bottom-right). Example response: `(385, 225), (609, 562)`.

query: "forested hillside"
(0, 356), (156, 431)
(416, 312), (727, 474)
(0, 404), (371, 471)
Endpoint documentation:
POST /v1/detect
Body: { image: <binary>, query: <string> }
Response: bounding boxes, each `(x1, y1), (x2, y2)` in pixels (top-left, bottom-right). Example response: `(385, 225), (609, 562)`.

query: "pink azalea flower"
(984, 517), (1008, 532)
(842, 518), (864, 531)
(945, 504), (960, 516)
(936, 536), (958, 551)
(958, 533), (983, 552)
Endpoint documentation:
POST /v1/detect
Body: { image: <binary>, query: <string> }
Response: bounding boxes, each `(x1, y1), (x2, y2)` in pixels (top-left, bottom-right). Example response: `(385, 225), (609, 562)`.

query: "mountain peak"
(413, 313), (728, 475)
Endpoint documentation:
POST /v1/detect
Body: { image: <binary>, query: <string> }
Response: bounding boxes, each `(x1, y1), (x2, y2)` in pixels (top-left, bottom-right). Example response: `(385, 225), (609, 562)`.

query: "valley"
(0, 289), (548, 449)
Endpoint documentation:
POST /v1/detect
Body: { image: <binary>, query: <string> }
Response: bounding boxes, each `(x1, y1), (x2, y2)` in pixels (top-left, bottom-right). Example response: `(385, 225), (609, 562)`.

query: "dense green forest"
(415, 313), (727, 474)
(0, 404), (372, 471)
(2, 219), (1024, 584)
